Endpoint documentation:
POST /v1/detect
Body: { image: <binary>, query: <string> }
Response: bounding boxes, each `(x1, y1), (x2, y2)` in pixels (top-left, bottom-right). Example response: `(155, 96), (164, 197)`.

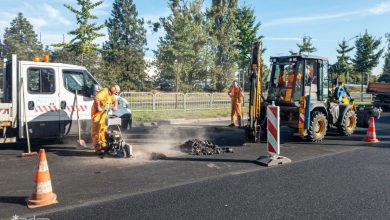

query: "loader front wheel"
(338, 110), (357, 136)
(307, 111), (327, 142)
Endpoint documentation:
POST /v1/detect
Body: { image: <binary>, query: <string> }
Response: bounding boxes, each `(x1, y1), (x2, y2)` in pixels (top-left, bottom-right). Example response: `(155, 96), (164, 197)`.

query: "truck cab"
(0, 55), (100, 142)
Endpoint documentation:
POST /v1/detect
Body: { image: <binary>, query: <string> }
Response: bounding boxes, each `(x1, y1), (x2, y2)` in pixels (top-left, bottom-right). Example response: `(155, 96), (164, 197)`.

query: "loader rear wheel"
(338, 110), (357, 136)
(307, 111), (327, 142)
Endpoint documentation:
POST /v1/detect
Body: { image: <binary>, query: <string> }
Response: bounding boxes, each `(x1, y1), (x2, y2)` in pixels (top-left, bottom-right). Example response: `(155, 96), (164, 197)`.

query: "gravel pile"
(181, 139), (233, 155)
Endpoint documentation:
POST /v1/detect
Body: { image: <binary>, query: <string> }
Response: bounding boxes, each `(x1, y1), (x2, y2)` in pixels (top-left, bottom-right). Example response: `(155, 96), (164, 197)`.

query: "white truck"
(0, 55), (101, 143)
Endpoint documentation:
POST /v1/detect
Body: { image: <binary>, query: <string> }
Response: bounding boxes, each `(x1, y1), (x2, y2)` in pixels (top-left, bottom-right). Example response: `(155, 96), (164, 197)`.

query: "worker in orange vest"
(278, 70), (286, 87)
(287, 66), (302, 88)
(91, 85), (120, 153)
(228, 81), (244, 127)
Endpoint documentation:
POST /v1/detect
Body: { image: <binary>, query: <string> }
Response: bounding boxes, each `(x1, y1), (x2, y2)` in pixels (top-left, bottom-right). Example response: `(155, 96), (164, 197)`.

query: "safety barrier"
(121, 92), (232, 112)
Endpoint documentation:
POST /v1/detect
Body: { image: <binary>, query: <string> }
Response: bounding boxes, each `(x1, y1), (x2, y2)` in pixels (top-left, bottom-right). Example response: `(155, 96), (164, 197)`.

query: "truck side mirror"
(92, 84), (100, 97)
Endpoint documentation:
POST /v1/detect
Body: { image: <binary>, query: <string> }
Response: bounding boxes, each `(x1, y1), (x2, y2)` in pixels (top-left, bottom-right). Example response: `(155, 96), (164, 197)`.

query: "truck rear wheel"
(307, 111), (327, 142)
(338, 110), (357, 136)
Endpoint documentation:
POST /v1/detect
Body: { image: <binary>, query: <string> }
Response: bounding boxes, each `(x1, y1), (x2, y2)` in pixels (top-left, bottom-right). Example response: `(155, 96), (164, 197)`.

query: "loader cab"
(267, 55), (329, 106)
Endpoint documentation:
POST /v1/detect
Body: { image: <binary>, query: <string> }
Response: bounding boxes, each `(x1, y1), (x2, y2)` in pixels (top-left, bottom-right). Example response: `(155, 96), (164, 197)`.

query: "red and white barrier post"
(256, 104), (291, 167)
(267, 105), (280, 155)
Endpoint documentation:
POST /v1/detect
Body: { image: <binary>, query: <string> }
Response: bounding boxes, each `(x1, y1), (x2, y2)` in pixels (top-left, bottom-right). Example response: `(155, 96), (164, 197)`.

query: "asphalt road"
(1, 113), (389, 220)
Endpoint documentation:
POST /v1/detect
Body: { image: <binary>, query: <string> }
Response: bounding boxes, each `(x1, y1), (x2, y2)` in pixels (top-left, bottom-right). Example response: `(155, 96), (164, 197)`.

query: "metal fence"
(121, 92), (232, 112)
(350, 92), (373, 102)
(121, 92), (373, 112)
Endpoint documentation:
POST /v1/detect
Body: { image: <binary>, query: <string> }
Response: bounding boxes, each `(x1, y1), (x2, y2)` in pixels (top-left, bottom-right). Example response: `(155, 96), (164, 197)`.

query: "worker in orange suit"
(228, 81), (244, 127)
(287, 66), (302, 88)
(91, 85), (120, 153)
(278, 70), (286, 87)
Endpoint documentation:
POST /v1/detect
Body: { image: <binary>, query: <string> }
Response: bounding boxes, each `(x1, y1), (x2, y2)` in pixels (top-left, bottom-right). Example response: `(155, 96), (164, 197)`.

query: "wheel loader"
(246, 42), (381, 142)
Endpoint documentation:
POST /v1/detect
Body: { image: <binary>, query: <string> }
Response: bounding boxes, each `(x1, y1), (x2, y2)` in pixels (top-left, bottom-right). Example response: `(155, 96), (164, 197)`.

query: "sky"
(0, 0), (389, 75)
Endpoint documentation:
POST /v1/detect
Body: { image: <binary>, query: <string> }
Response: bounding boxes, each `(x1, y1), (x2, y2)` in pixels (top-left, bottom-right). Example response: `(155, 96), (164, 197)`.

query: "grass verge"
(132, 108), (248, 122)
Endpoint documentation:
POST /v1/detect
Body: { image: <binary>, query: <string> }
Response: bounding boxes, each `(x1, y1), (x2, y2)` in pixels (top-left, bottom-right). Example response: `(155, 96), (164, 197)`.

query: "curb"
(133, 117), (230, 127)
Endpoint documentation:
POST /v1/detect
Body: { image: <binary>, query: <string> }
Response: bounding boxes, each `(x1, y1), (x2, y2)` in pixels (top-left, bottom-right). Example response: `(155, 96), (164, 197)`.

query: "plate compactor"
(102, 115), (133, 158)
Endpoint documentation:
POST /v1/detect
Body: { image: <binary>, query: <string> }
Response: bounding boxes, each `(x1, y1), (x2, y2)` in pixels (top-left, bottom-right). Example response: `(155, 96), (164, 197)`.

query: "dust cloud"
(131, 125), (208, 160)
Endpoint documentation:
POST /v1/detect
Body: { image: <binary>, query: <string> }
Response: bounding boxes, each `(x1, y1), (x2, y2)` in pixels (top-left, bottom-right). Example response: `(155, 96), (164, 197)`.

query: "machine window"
(27, 68), (55, 94)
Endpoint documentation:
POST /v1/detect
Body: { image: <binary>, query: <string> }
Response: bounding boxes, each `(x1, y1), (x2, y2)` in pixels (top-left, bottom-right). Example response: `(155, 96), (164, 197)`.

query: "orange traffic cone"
(27, 149), (58, 208)
(363, 117), (380, 143)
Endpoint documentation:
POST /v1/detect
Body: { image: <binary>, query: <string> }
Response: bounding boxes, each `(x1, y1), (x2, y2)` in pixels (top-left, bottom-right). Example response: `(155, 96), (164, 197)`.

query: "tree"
(352, 31), (383, 91)
(100, 0), (148, 91)
(0, 39), (3, 57)
(379, 33), (390, 82)
(50, 48), (80, 65)
(2, 13), (42, 60)
(55, 0), (105, 67)
(154, 0), (212, 92)
(336, 39), (354, 82)
(235, 5), (264, 91)
(208, 0), (239, 91)
(291, 36), (317, 55)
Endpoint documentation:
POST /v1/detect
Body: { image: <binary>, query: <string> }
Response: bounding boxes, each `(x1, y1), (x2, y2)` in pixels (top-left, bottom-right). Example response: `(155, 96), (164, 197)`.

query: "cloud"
(368, 1), (390, 14)
(263, 1), (390, 27)
(27, 17), (48, 29)
(43, 4), (71, 26)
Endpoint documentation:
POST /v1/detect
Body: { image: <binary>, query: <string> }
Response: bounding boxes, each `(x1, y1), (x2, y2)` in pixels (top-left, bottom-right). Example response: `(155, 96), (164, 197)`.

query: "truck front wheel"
(338, 110), (357, 136)
(307, 111), (328, 142)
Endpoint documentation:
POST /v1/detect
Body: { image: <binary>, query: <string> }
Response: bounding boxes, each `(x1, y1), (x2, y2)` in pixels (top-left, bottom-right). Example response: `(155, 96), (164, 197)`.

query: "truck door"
(59, 69), (97, 137)
(22, 64), (60, 138)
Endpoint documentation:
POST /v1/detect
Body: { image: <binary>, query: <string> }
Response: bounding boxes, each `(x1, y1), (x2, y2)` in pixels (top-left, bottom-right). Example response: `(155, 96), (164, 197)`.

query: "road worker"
(228, 81), (244, 127)
(91, 85), (120, 154)
(334, 81), (351, 103)
(278, 69), (286, 87)
(287, 65), (302, 88)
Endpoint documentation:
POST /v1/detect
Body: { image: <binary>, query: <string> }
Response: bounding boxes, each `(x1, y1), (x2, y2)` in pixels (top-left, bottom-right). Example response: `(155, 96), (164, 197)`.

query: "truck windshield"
(267, 61), (304, 103)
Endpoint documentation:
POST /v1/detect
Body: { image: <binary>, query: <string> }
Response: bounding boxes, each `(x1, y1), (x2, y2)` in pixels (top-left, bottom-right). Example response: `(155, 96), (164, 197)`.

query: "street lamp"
(175, 59), (179, 93)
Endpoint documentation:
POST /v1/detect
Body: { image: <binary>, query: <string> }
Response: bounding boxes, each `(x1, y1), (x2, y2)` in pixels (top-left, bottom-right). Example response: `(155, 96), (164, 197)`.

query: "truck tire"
(307, 111), (327, 142)
(338, 110), (357, 136)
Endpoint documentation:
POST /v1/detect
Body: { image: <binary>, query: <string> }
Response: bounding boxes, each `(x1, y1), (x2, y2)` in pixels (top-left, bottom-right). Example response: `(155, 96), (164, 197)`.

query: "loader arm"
(246, 42), (263, 142)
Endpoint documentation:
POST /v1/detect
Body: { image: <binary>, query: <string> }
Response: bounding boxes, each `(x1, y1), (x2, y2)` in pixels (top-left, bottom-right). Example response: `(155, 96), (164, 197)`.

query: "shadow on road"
(0, 196), (26, 206)
(161, 156), (259, 165)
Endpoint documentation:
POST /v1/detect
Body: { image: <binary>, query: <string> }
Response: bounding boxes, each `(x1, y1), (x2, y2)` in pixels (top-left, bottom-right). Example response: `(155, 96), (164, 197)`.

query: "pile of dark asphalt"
(180, 139), (233, 155)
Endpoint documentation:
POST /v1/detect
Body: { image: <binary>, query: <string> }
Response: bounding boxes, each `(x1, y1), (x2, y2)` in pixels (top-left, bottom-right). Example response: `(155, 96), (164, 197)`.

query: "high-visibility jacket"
(278, 72), (286, 86)
(91, 88), (118, 115)
(228, 86), (243, 103)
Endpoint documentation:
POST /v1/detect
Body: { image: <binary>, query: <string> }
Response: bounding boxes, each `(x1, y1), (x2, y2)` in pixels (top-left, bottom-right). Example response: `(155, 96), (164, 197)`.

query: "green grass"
(133, 108), (249, 122)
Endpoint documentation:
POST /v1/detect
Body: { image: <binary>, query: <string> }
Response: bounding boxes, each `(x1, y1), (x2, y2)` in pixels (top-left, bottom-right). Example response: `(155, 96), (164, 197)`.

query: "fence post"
(152, 93), (156, 112)
(184, 93), (187, 111)
(210, 93), (213, 109)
